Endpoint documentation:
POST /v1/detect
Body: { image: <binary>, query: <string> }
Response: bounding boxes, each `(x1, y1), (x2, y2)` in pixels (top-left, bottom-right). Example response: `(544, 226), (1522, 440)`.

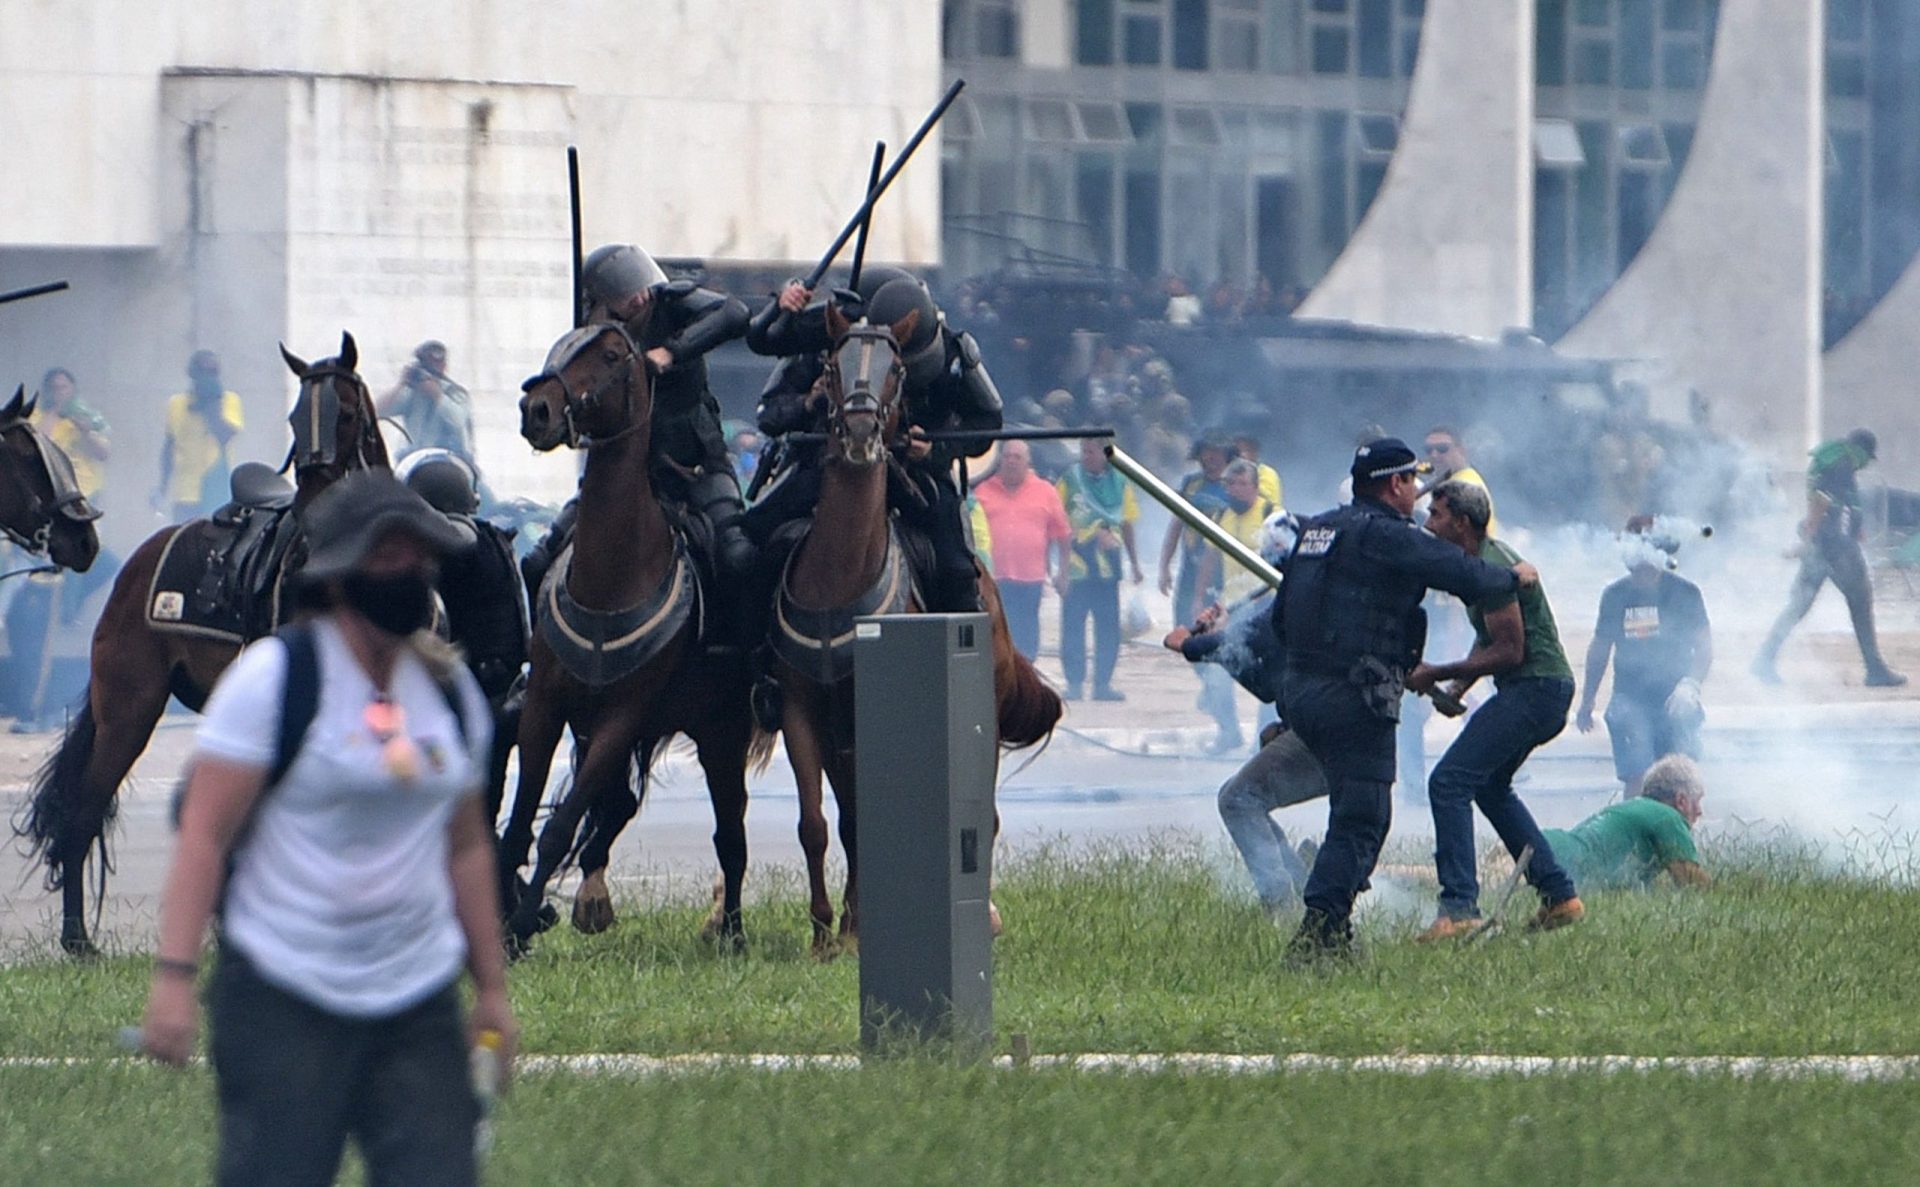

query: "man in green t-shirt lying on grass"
(1543, 753), (1709, 889)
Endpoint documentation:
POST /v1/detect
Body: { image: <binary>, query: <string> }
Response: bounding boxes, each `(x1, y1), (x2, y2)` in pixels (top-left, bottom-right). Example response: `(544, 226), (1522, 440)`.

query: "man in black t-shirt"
(1577, 526), (1712, 794)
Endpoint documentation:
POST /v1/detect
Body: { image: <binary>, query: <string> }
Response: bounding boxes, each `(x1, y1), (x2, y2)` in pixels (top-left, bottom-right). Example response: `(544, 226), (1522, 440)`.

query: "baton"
(0, 281), (69, 307)
(763, 80), (966, 341)
(782, 426), (1114, 446)
(847, 141), (887, 295)
(567, 146), (585, 328)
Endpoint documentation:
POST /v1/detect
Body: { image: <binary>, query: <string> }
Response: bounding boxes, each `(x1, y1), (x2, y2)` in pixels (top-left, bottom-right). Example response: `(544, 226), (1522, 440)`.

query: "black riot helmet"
(863, 277), (941, 355)
(852, 266), (916, 307)
(398, 448), (481, 515)
(582, 244), (668, 313)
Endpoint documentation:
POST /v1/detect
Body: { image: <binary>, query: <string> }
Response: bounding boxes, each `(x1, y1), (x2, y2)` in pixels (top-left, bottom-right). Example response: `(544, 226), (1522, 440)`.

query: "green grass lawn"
(5, 839), (1919, 1060)
(5, 842), (1920, 1184)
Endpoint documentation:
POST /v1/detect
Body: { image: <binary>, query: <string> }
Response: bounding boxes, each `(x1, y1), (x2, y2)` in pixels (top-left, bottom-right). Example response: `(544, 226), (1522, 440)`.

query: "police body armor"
(1278, 501), (1431, 722)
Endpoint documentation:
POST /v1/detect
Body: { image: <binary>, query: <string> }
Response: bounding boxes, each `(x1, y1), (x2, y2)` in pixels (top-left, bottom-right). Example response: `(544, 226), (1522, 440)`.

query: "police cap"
(1350, 437), (1430, 481)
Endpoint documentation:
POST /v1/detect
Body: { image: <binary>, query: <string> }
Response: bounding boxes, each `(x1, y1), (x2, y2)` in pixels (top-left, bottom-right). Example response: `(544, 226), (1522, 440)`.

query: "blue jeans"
(999, 579), (1043, 660)
(1428, 676), (1578, 919)
(1605, 689), (1702, 784)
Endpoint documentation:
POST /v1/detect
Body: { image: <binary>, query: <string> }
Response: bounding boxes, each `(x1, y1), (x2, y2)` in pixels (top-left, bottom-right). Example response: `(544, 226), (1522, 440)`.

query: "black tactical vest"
(1279, 501), (1429, 676)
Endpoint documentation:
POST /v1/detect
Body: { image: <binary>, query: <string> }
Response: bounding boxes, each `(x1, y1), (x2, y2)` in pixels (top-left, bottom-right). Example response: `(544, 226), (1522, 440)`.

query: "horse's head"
(0, 386), (101, 572)
(519, 318), (654, 452)
(281, 331), (388, 480)
(821, 301), (915, 468)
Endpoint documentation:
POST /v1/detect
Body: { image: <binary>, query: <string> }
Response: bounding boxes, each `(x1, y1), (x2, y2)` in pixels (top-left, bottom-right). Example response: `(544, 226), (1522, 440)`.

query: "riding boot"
(692, 470), (758, 651)
(925, 481), (983, 614)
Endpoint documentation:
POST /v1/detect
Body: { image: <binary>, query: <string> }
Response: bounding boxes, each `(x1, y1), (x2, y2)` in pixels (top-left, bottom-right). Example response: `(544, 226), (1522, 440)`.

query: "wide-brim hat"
(300, 470), (475, 581)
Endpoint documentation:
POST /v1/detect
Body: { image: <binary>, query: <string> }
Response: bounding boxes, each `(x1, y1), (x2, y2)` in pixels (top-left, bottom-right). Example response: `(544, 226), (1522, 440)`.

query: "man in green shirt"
(1406, 480), (1584, 937)
(1545, 754), (1710, 889)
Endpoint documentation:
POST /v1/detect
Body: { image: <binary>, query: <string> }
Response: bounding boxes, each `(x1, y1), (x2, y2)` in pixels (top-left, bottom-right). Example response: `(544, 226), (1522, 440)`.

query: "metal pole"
(0, 281), (69, 307)
(1105, 445), (1284, 591)
(782, 427), (1114, 446)
(847, 141), (887, 294)
(567, 147), (584, 328)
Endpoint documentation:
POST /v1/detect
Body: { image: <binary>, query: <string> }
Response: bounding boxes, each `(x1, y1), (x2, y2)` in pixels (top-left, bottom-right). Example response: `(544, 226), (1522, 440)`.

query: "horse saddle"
(228, 461), (295, 510)
(149, 497), (302, 643)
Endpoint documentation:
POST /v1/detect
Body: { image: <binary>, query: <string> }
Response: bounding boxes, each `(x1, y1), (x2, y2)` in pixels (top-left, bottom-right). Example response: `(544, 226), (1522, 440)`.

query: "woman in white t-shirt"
(140, 471), (516, 1187)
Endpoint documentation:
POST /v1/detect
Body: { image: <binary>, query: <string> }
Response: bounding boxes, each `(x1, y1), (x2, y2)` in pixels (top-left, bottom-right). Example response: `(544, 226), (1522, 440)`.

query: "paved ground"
(6, 540), (1920, 952)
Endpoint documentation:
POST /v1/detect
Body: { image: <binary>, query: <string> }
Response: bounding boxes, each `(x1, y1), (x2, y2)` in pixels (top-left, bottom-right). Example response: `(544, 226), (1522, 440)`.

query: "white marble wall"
(1556, 0), (1825, 465)
(1297, 0), (1534, 339)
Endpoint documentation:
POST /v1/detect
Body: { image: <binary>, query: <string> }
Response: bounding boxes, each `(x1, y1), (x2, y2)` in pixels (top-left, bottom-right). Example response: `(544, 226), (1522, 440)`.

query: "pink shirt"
(973, 473), (1070, 583)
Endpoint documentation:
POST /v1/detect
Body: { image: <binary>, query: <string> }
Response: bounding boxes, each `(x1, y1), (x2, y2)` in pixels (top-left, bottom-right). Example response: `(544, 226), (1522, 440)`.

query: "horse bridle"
(821, 322), (907, 453)
(0, 414), (98, 557)
(521, 321), (652, 449)
(285, 364), (383, 476)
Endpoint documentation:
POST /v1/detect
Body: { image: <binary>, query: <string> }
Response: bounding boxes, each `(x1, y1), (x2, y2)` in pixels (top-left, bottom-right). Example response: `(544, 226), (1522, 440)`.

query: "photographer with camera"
(379, 341), (475, 466)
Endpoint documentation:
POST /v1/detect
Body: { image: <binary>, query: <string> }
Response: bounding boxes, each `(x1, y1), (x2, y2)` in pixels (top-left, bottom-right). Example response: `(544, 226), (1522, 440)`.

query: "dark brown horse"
(503, 319), (768, 950)
(15, 333), (388, 955)
(0, 384), (103, 574)
(774, 302), (1060, 956)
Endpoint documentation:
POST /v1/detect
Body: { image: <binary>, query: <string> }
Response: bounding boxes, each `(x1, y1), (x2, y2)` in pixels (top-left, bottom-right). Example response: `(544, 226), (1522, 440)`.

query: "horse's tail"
(997, 650), (1062, 751)
(746, 724), (779, 775)
(12, 692), (106, 892)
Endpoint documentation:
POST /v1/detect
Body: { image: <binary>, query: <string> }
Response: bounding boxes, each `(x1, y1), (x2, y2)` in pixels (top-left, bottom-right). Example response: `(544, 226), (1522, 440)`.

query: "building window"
(1124, 2), (1165, 65)
(1077, 0), (1116, 64)
(1538, 0), (1567, 85)
(1215, 0), (1261, 71)
(1172, 0), (1209, 69)
(1573, 37), (1611, 84)
(1616, 0), (1655, 89)
(1311, 24), (1351, 72)
(946, 0), (1020, 61)
(1357, 0), (1393, 77)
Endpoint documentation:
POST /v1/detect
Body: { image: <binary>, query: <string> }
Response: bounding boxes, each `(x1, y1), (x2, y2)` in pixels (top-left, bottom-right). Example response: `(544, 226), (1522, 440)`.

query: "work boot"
(1284, 908), (1354, 967)
(1527, 896), (1585, 932)
(1416, 914), (1482, 943)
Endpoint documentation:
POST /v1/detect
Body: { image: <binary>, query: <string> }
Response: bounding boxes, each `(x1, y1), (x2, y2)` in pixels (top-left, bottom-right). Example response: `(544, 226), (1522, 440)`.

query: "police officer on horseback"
(746, 268), (1003, 613)
(522, 244), (754, 629)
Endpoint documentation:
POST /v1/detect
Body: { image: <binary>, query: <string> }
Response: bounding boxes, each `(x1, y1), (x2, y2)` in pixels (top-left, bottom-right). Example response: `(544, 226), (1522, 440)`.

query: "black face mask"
(341, 570), (435, 637)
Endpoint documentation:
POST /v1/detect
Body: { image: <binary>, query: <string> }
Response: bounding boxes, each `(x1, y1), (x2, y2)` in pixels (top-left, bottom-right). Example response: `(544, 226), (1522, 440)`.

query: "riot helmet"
(863, 277), (940, 356)
(582, 244), (668, 314)
(852, 266), (916, 307)
(397, 447), (481, 515)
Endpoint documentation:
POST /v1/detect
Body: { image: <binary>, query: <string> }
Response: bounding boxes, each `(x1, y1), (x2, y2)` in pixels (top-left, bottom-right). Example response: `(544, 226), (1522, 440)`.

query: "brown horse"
(0, 384), (103, 574)
(774, 302), (1060, 956)
(15, 333), (388, 956)
(503, 319), (768, 951)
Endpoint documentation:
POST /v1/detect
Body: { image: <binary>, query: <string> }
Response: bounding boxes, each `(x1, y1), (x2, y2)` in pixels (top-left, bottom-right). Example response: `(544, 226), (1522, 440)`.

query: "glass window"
(1253, 111), (1298, 159)
(1827, 53), (1867, 99)
(943, 1), (964, 59)
(1264, 0), (1305, 74)
(1354, 113), (1399, 155)
(1537, 0), (1567, 86)
(1312, 0), (1349, 11)
(1534, 118), (1586, 167)
(1172, 0), (1209, 68)
(1356, 160), (1389, 222)
(1828, 0), (1866, 43)
(1078, 154), (1118, 265)
(1398, 29), (1421, 77)
(1125, 168), (1162, 276)
(1026, 99), (1080, 142)
(1617, 169), (1657, 273)
(1575, 0), (1609, 27)
(1573, 38), (1612, 84)
(1124, 12), (1164, 64)
(1217, 173), (1251, 283)
(1172, 107), (1226, 147)
(1660, 41), (1702, 89)
(1617, 122), (1669, 165)
(1316, 111), (1350, 252)
(1402, 0), (1425, 15)
(1125, 103), (1164, 142)
(1357, 0), (1393, 77)
(977, 97), (1019, 145)
(1574, 121), (1611, 284)
(1077, 0), (1116, 64)
(977, 2), (1019, 58)
(1617, 0), (1655, 89)
(946, 96), (984, 141)
(1311, 25), (1350, 72)
(1078, 102), (1134, 143)
(1826, 130), (1867, 292)
(1217, 24), (1260, 70)
(1661, 0), (1699, 32)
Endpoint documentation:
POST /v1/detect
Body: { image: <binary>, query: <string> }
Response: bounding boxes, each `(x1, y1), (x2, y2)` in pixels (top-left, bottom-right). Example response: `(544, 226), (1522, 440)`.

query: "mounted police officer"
(746, 269), (1003, 613)
(521, 244), (753, 635)
(1276, 438), (1520, 960)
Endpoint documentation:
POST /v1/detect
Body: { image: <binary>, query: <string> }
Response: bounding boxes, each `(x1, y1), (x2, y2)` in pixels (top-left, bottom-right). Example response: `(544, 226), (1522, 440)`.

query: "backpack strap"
(266, 622), (321, 792)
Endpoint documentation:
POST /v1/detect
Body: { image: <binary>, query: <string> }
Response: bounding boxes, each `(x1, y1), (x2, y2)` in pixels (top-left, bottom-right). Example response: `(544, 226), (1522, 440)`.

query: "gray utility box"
(854, 612), (997, 1053)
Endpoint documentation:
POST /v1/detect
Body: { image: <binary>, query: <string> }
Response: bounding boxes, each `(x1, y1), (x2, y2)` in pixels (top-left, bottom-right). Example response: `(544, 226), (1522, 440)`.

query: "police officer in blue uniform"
(1276, 438), (1520, 958)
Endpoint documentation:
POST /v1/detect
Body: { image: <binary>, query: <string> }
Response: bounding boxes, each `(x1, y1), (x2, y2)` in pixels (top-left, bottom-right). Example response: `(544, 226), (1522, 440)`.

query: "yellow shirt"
(1254, 462), (1282, 509)
(1057, 466), (1141, 581)
(165, 391), (244, 505)
(1211, 496), (1278, 603)
(968, 495), (993, 574)
(36, 411), (105, 498)
(1448, 465), (1500, 538)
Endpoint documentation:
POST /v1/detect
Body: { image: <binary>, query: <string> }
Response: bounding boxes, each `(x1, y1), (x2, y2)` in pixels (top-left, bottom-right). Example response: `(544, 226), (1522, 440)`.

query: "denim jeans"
(1059, 578), (1120, 691)
(999, 579), (1044, 660)
(209, 947), (478, 1187)
(1428, 676), (1578, 919)
(1217, 729), (1328, 904)
(1605, 689), (1702, 784)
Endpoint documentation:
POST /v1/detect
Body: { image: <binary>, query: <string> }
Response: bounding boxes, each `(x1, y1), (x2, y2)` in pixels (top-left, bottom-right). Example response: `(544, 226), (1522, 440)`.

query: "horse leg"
(823, 742), (859, 950)
(512, 727), (637, 949)
(782, 696), (836, 957)
(571, 739), (649, 935)
(500, 675), (566, 932)
(694, 727), (752, 949)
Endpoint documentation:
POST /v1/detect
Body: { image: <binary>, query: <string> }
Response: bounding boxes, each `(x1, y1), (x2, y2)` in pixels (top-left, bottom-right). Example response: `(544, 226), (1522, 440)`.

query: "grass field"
(4, 840), (1919, 1183)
